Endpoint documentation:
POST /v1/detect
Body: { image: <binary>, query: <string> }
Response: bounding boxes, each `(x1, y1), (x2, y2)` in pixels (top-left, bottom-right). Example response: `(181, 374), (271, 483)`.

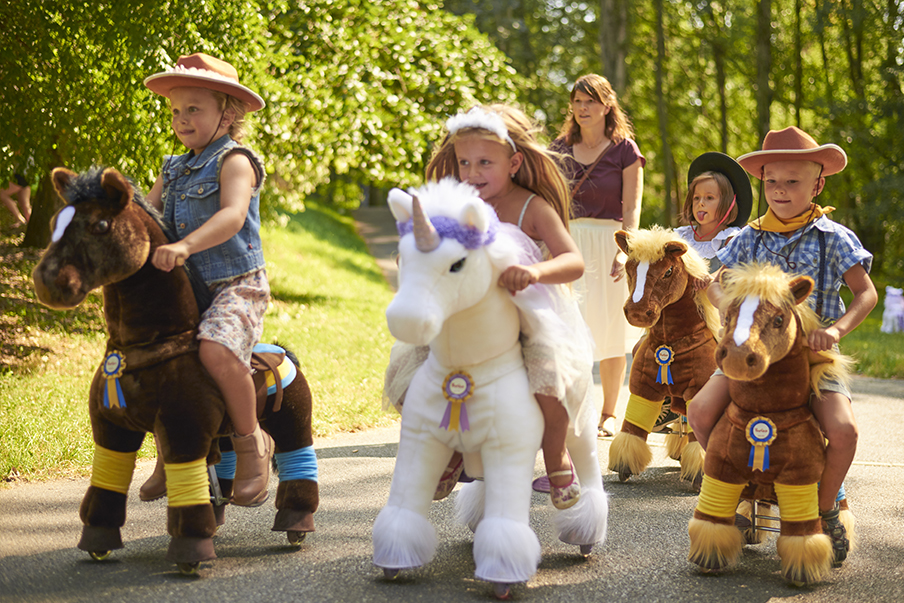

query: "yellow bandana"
(749, 203), (834, 233)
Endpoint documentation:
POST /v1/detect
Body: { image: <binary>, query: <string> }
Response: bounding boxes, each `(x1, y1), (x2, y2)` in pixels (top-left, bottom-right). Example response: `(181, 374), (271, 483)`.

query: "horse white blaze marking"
(733, 295), (760, 346)
(51, 206), (76, 243)
(632, 261), (649, 303)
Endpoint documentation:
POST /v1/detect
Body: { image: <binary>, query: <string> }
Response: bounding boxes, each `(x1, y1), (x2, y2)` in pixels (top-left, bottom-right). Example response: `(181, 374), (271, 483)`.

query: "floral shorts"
(198, 269), (270, 370)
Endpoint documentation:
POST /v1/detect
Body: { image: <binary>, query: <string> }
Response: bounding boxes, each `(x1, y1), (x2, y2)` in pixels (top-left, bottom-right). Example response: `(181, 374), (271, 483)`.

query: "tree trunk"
(794, 0), (803, 128)
(21, 149), (63, 250)
(755, 0), (773, 144)
(654, 0), (673, 224)
(599, 0), (628, 95)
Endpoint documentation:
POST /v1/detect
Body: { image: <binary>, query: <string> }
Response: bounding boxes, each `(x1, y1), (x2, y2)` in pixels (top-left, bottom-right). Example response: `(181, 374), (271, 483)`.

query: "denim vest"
(161, 135), (265, 284)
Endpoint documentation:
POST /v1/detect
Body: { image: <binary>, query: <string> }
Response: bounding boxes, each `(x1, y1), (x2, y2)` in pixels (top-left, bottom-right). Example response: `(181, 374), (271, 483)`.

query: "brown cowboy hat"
(737, 126), (846, 178)
(144, 53), (265, 112)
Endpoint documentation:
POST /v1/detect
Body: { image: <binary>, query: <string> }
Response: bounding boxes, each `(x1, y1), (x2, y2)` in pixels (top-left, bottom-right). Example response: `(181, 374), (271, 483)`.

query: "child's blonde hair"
(680, 171), (738, 227)
(210, 90), (249, 142)
(426, 103), (573, 230)
(558, 74), (634, 145)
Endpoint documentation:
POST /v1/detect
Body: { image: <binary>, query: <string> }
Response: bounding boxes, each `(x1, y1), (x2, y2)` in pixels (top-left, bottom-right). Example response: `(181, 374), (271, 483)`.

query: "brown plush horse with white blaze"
(688, 263), (853, 585)
(32, 167), (319, 574)
(608, 227), (719, 485)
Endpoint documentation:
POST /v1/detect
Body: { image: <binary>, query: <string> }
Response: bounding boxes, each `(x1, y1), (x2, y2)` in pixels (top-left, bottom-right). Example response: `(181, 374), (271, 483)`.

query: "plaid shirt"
(717, 215), (873, 324)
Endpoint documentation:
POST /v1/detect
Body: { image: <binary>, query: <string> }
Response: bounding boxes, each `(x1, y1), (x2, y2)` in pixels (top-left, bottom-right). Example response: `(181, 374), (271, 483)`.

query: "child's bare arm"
(809, 263), (877, 352)
(499, 196), (583, 292)
(151, 153), (255, 272)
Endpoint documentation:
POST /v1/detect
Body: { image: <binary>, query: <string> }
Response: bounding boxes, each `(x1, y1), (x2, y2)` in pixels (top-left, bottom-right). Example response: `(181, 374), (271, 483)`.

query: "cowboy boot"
(139, 434), (166, 502)
(230, 424), (272, 507)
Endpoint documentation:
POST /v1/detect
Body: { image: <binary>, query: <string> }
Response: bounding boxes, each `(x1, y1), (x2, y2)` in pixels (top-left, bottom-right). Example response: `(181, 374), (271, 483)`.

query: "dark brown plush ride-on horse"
(607, 227), (719, 486)
(32, 167), (319, 574)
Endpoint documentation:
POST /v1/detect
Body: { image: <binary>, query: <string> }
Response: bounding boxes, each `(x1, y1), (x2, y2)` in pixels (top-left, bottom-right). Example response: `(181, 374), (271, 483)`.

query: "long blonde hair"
(426, 103), (573, 230)
(557, 74), (634, 145)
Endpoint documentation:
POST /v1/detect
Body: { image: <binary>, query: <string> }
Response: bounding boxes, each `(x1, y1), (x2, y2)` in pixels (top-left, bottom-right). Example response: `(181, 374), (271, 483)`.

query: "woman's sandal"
(598, 414), (616, 438)
(547, 455), (580, 510)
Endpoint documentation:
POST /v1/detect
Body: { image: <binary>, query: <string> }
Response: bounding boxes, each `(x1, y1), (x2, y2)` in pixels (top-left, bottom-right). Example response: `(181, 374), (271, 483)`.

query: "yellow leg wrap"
(624, 394), (664, 432)
(696, 475), (745, 519)
(165, 458), (210, 507)
(684, 397), (694, 434)
(774, 482), (820, 522)
(91, 445), (137, 495)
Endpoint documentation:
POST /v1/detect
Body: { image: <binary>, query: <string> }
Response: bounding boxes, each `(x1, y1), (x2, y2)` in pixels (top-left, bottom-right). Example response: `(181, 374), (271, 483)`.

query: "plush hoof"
(166, 536), (216, 564)
(777, 534), (833, 585)
(272, 508), (315, 533)
(78, 525), (124, 553)
(88, 550), (111, 561)
(618, 469), (632, 482)
(383, 568), (400, 580)
(607, 432), (652, 477)
(688, 518), (743, 571)
(579, 544), (593, 558)
(213, 503), (227, 527)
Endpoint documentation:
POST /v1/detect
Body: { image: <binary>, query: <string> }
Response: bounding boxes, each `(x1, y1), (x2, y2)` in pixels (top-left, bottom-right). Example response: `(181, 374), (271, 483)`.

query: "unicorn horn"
(412, 196), (440, 252)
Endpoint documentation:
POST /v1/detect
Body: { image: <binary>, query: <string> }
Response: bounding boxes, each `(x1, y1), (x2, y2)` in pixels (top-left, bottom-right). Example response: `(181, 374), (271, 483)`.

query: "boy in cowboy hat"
(687, 126), (878, 565)
(139, 53), (273, 507)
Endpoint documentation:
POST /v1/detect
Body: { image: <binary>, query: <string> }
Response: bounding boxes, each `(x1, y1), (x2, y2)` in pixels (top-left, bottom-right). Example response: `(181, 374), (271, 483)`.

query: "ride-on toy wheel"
(178, 562), (200, 575)
(287, 531), (306, 546)
(493, 583), (512, 600)
(383, 568), (400, 579)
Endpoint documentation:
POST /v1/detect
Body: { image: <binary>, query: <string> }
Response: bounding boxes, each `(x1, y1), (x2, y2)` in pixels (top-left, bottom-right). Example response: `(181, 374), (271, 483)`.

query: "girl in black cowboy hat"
(677, 152), (753, 273)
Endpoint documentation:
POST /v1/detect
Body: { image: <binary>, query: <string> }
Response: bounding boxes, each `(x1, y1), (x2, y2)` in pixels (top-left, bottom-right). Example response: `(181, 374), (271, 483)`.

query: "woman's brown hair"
(557, 74), (634, 146)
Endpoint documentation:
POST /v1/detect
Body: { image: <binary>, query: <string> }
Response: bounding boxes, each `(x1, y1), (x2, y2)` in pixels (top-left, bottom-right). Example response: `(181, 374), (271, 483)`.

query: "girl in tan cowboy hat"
(687, 126), (878, 566)
(139, 53), (273, 507)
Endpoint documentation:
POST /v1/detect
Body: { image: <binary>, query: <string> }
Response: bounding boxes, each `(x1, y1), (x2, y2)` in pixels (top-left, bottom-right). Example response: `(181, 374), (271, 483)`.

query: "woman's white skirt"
(570, 218), (642, 361)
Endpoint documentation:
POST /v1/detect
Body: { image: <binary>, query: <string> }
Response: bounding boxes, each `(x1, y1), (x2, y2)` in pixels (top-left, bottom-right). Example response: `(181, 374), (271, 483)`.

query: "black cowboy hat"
(687, 152), (753, 228)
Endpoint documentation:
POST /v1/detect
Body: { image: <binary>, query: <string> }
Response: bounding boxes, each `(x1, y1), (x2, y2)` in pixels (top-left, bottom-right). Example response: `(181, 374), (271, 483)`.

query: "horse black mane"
(64, 167), (213, 313)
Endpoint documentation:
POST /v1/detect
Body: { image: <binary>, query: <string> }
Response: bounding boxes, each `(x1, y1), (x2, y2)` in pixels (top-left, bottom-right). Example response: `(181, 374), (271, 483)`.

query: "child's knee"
(825, 420), (859, 450)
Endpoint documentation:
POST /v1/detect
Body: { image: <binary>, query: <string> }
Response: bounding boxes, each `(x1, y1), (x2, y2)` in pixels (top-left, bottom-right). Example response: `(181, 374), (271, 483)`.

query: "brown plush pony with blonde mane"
(609, 227), (719, 485)
(688, 263), (853, 585)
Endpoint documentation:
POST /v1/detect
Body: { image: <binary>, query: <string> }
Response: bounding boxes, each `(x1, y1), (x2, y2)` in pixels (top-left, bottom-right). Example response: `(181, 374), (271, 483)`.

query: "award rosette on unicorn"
(441, 371), (473, 432)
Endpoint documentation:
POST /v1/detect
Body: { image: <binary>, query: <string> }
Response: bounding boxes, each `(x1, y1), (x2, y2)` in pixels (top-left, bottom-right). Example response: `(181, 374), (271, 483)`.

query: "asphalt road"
(2, 376), (903, 603)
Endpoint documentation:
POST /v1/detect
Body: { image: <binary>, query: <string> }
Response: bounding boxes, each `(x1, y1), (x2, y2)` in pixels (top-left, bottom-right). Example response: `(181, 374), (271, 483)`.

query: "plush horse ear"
(99, 168), (134, 209)
(51, 167), (78, 203)
(387, 188), (413, 222)
(460, 196), (489, 233)
(664, 240), (688, 258)
(614, 230), (630, 255)
(789, 275), (815, 306)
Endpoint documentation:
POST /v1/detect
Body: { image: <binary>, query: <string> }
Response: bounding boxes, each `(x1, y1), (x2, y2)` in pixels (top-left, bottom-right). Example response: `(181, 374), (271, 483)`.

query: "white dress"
(383, 196), (596, 435)
(675, 225), (741, 272)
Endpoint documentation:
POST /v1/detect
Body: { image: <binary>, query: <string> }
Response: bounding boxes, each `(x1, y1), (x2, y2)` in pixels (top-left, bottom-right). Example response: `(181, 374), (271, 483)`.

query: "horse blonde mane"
(624, 226), (720, 335)
(720, 262), (852, 396)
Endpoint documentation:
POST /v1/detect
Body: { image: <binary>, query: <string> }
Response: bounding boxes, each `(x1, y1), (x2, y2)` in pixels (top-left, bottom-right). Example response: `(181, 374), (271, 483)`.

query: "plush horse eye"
(92, 219), (110, 234)
(450, 258), (466, 273)
(663, 267), (673, 278)
(773, 315), (784, 328)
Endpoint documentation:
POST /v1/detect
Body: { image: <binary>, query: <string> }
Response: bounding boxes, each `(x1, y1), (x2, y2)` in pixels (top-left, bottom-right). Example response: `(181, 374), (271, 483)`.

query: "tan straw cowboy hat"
(144, 53), (265, 112)
(737, 126), (847, 178)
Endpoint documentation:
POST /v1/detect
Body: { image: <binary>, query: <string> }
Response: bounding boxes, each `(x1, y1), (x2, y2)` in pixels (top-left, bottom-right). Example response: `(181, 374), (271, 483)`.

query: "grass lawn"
(0, 203), (398, 482)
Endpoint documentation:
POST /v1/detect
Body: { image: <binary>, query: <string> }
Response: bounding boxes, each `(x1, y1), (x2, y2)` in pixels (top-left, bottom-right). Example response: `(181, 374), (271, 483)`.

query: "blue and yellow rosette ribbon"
(746, 416), (777, 472)
(654, 345), (674, 385)
(440, 371), (473, 432)
(102, 351), (127, 409)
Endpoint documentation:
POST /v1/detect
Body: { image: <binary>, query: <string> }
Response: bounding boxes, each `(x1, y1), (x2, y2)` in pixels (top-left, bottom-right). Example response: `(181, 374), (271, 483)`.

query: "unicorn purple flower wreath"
(396, 211), (499, 249)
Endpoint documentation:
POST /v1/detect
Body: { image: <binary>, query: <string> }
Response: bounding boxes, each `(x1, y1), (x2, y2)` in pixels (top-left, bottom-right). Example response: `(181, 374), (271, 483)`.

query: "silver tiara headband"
(445, 107), (517, 152)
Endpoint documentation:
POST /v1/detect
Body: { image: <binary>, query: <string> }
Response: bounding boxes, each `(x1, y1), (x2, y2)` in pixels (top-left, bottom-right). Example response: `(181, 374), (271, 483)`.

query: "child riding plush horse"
(32, 167), (319, 573)
(374, 179), (607, 599)
(688, 263), (853, 585)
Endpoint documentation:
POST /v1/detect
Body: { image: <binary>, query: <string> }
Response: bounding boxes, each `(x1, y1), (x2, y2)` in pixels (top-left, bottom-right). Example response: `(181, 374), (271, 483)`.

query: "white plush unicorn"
(373, 178), (607, 598)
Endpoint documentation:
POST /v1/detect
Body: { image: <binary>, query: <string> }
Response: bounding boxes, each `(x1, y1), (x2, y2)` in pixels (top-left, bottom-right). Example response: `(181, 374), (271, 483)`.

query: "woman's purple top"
(551, 137), (646, 220)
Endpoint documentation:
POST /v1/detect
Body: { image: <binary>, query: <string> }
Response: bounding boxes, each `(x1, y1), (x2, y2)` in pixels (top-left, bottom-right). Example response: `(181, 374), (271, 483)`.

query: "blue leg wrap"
(836, 481), (846, 502)
(275, 446), (318, 482)
(215, 450), (237, 480)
